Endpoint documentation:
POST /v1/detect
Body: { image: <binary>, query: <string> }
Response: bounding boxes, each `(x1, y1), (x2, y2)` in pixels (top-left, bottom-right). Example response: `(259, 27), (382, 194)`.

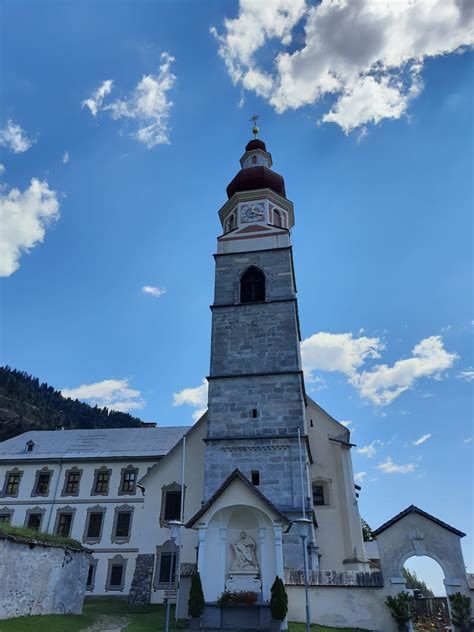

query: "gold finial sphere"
(250, 113), (260, 138)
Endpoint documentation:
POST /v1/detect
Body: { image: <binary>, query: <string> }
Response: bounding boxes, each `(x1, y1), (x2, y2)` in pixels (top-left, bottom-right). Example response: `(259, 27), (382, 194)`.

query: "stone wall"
(128, 553), (155, 605)
(0, 532), (89, 619)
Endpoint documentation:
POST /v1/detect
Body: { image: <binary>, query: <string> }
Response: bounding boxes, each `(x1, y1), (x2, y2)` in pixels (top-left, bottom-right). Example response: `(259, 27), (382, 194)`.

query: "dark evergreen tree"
(403, 568), (434, 597)
(0, 366), (143, 441)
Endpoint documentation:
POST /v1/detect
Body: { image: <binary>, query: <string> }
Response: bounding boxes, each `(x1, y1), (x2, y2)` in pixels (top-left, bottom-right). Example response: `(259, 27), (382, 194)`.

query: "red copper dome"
(226, 166), (286, 199)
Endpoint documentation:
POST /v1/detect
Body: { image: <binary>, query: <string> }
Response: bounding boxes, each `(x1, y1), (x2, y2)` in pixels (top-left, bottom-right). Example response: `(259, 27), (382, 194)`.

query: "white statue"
(230, 531), (259, 572)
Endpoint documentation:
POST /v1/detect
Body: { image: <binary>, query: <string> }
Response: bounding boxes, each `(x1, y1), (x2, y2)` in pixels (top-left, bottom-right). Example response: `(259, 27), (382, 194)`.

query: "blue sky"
(1, 1), (472, 590)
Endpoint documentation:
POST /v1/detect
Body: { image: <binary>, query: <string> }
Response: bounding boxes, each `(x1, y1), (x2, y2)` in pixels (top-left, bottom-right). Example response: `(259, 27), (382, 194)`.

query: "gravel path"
(80, 614), (130, 632)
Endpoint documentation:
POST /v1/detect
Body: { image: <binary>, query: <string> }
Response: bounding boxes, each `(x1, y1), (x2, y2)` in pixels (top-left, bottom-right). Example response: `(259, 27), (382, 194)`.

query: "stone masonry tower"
(203, 134), (315, 568)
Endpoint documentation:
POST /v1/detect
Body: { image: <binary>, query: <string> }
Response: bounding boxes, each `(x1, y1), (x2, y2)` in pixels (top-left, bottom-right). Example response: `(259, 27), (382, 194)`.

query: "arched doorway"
(403, 555), (450, 630)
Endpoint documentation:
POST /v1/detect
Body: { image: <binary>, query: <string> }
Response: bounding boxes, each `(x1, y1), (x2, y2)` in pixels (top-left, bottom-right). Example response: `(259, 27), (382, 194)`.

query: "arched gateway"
(373, 505), (470, 598)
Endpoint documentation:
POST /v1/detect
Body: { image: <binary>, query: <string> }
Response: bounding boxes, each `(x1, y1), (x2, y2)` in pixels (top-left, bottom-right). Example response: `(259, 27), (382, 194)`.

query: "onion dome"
(226, 138), (286, 199)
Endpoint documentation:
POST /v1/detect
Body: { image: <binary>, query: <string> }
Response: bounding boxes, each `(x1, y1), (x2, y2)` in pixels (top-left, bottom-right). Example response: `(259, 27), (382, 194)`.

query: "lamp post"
(165, 519), (183, 632)
(295, 517), (312, 632)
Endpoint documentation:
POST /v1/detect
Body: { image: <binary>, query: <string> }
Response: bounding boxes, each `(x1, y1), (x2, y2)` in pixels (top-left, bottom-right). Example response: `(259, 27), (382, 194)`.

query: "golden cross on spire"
(249, 113), (260, 138)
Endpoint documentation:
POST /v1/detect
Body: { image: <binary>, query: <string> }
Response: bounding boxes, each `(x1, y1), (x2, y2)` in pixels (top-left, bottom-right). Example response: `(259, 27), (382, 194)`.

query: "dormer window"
(240, 267), (265, 304)
(26, 441), (35, 453)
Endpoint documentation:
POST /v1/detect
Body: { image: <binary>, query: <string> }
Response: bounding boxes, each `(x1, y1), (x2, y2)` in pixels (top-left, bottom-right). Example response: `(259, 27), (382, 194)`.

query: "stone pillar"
(128, 554), (155, 605)
(274, 526), (284, 580)
(219, 527), (227, 595)
(259, 526), (269, 599)
(197, 527), (206, 579)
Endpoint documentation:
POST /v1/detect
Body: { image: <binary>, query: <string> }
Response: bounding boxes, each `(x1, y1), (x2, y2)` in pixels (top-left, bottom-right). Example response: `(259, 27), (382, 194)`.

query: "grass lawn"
(0, 598), (370, 631)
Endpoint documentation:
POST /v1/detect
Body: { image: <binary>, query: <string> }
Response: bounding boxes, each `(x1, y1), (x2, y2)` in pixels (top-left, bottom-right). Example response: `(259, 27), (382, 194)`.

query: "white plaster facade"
(0, 427), (189, 596)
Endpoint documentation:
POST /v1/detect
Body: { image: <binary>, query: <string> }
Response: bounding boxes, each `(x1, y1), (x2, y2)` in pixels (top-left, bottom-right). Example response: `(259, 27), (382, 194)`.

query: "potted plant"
(188, 570), (205, 629)
(448, 592), (473, 632)
(386, 592), (411, 632)
(269, 576), (288, 632)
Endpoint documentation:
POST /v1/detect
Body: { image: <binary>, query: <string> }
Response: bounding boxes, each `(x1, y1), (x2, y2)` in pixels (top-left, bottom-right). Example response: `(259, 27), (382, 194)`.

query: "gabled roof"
(185, 468), (291, 530)
(138, 413), (206, 486)
(0, 427), (191, 461)
(306, 395), (352, 438)
(372, 505), (466, 538)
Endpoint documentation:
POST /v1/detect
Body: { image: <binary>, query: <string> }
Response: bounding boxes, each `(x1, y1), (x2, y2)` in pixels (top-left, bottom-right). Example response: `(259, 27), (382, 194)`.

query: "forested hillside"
(0, 367), (143, 442)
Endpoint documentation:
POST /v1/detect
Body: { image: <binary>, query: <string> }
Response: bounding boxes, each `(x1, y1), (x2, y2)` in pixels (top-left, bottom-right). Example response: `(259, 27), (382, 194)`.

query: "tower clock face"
(241, 204), (264, 223)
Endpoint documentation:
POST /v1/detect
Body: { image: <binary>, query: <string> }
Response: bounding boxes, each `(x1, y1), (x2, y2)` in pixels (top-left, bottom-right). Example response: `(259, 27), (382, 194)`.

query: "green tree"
(270, 576), (288, 621)
(403, 567), (434, 597)
(188, 571), (205, 619)
(361, 518), (373, 542)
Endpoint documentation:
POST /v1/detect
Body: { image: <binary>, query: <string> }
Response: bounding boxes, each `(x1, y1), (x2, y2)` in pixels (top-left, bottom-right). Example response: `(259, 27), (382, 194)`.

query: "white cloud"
(354, 472), (366, 484)
(458, 369), (474, 382)
(62, 151), (70, 164)
(173, 379), (208, 422)
(0, 178), (60, 276)
(302, 331), (458, 406)
(213, 0), (473, 133)
(61, 378), (145, 413)
(412, 433), (432, 446)
(0, 119), (34, 153)
(464, 437), (472, 444)
(356, 440), (381, 458)
(301, 331), (383, 380)
(142, 285), (166, 298)
(356, 336), (458, 405)
(83, 54), (176, 148)
(82, 80), (114, 116)
(377, 457), (416, 474)
(0, 164), (5, 175)
(339, 420), (352, 428)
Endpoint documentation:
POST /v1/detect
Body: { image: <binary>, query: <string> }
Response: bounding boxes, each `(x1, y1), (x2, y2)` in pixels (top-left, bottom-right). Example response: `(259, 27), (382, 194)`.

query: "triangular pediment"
(185, 469), (291, 530)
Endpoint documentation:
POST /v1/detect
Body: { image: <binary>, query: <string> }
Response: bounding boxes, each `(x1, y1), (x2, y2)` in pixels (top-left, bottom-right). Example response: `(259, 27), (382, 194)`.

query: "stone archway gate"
(373, 505), (471, 601)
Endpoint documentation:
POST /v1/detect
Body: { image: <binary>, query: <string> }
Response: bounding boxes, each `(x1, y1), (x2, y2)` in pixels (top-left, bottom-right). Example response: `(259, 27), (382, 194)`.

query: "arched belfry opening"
(240, 267), (265, 303)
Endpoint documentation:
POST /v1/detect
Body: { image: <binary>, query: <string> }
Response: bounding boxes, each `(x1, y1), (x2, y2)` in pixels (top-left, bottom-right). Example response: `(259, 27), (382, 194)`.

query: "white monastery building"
(0, 134), (471, 630)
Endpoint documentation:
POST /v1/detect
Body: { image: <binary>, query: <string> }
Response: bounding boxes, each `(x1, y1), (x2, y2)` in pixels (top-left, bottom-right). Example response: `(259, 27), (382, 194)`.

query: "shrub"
(385, 592), (411, 625)
(270, 576), (288, 621)
(448, 592), (472, 632)
(0, 523), (82, 550)
(217, 590), (257, 606)
(188, 571), (205, 619)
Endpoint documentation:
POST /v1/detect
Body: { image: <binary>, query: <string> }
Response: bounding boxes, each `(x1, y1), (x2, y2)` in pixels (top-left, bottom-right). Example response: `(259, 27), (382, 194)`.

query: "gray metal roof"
(0, 427), (191, 461)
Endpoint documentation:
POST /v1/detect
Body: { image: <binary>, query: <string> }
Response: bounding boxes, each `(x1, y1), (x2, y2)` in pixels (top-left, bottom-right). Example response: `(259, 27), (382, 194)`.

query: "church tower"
(203, 130), (315, 569)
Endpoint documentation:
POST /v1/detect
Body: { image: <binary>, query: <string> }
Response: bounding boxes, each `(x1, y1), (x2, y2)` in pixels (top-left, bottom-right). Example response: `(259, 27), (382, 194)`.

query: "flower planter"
(271, 620), (283, 632)
(189, 618), (200, 630)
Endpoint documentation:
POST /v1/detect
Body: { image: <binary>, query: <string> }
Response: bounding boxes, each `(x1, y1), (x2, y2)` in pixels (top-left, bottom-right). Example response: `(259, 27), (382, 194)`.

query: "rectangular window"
(120, 471), (136, 494)
(65, 471), (80, 495)
(27, 513), (42, 531)
(251, 470), (260, 486)
(5, 473), (21, 496)
(313, 485), (325, 506)
(94, 471), (110, 494)
(86, 563), (95, 589)
(35, 472), (52, 495)
(87, 512), (104, 538)
(0, 514), (12, 524)
(115, 511), (131, 538)
(110, 564), (124, 587)
(159, 552), (177, 584)
(164, 491), (181, 521)
(56, 513), (73, 537)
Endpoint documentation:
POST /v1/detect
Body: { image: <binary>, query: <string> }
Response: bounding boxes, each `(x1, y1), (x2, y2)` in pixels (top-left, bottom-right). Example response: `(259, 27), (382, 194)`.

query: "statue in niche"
(230, 531), (259, 572)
